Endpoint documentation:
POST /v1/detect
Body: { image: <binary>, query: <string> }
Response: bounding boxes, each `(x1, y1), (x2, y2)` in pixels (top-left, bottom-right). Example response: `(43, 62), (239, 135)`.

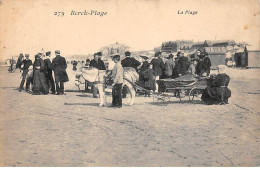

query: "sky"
(0, 0), (260, 61)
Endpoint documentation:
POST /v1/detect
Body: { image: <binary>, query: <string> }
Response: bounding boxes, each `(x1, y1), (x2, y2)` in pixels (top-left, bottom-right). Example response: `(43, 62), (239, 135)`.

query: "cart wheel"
(177, 89), (187, 102)
(189, 87), (199, 102)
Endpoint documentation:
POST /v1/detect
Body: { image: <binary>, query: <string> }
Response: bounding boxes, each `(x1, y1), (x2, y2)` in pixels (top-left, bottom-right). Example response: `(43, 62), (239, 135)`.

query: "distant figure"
(52, 50), (69, 95)
(164, 54), (175, 79)
(33, 53), (49, 95)
(202, 65), (231, 105)
(72, 60), (78, 71)
(44, 51), (55, 94)
(19, 54), (32, 92)
(111, 55), (124, 108)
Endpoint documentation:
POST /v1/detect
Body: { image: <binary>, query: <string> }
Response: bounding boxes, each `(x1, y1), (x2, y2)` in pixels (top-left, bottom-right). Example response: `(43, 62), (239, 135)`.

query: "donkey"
(75, 67), (139, 106)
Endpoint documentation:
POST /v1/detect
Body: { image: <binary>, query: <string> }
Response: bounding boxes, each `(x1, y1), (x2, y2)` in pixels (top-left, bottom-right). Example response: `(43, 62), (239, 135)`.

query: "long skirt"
(201, 87), (231, 105)
(33, 70), (49, 94)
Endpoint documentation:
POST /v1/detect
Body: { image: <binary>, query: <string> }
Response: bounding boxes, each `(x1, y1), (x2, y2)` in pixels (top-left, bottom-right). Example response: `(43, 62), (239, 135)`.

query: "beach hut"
(246, 46), (260, 68)
(203, 47), (227, 69)
(234, 46), (260, 68)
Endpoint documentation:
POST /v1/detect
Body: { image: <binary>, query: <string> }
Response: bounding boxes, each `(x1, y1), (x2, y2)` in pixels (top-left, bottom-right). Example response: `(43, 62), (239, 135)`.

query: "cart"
(154, 77), (208, 103)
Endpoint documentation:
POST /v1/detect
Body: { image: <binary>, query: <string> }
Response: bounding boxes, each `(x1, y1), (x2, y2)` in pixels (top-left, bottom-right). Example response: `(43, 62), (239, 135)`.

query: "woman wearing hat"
(33, 53), (49, 95)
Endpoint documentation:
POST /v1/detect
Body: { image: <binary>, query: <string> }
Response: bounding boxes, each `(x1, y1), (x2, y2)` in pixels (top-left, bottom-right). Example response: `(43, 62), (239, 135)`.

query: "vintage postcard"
(0, 0), (259, 167)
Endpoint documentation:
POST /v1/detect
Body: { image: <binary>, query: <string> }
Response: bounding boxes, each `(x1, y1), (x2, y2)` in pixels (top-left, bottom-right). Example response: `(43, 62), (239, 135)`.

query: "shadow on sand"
(147, 99), (204, 106)
(64, 102), (99, 106)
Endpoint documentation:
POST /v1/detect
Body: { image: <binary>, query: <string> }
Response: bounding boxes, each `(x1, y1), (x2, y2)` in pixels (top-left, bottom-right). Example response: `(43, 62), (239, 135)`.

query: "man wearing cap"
(90, 53), (106, 70)
(18, 54), (32, 92)
(201, 65), (231, 105)
(111, 55), (124, 108)
(44, 51), (55, 94)
(164, 54), (175, 78)
(151, 52), (165, 92)
(121, 51), (141, 97)
(196, 52), (211, 76)
(121, 51), (141, 71)
(89, 52), (106, 97)
(174, 51), (189, 77)
(52, 50), (69, 95)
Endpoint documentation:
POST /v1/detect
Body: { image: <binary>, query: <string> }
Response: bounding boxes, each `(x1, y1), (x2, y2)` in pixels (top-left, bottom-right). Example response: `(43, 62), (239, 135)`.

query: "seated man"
(201, 65), (231, 105)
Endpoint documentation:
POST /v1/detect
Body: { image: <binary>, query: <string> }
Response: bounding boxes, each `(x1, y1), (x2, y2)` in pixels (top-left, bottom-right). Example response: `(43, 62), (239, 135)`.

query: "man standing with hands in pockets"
(111, 55), (124, 108)
(52, 50), (69, 95)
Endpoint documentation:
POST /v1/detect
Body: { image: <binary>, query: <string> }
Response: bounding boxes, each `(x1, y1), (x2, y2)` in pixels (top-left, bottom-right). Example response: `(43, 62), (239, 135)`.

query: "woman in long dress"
(33, 53), (49, 95)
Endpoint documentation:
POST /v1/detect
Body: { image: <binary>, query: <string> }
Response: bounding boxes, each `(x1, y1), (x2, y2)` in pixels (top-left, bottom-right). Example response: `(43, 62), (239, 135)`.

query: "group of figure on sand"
(16, 50), (69, 95)
(121, 50), (211, 96)
(80, 50), (231, 106)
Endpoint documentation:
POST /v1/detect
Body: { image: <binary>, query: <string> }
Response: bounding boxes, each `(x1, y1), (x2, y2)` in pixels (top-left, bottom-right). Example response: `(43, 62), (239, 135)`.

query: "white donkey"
(75, 67), (139, 106)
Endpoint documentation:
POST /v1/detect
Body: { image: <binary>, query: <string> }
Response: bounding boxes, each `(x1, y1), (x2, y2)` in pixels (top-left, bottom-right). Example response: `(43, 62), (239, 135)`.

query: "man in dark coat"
(121, 51), (141, 97)
(174, 51), (189, 77)
(90, 52), (106, 70)
(52, 50), (69, 95)
(19, 54), (32, 92)
(44, 51), (55, 94)
(201, 65), (231, 105)
(196, 52), (211, 76)
(139, 56), (149, 87)
(201, 52), (211, 76)
(151, 52), (165, 78)
(151, 52), (165, 92)
(121, 51), (141, 71)
(89, 52), (106, 97)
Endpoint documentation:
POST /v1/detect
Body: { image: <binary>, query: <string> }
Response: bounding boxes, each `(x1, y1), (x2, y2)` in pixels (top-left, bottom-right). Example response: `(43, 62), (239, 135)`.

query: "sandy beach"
(0, 64), (259, 166)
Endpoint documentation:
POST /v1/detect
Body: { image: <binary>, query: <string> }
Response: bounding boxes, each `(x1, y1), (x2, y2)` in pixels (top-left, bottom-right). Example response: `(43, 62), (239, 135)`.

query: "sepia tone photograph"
(0, 0), (259, 167)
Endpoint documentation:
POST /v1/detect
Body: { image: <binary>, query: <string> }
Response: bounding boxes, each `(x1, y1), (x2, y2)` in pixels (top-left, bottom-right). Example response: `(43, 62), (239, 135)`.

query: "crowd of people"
(16, 50), (69, 95)
(15, 48), (231, 106)
(122, 50), (212, 94)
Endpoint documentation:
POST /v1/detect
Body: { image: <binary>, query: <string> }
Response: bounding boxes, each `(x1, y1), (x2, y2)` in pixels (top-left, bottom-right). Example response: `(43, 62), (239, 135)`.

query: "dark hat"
(113, 54), (120, 60)
(125, 51), (131, 56)
(19, 53), (24, 58)
(86, 59), (90, 62)
(154, 52), (161, 57)
(167, 54), (174, 59)
(97, 52), (102, 56)
(55, 50), (60, 54)
(46, 51), (51, 56)
(25, 54), (29, 57)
